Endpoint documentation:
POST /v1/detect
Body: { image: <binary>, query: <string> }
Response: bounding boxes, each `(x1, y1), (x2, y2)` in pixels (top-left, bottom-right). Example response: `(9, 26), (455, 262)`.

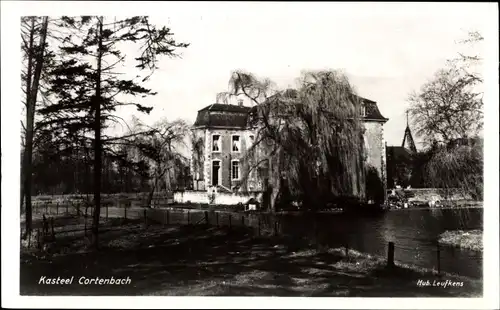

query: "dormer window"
(212, 135), (221, 152)
(360, 104), (366, 117)
(232, 135), (240, 152)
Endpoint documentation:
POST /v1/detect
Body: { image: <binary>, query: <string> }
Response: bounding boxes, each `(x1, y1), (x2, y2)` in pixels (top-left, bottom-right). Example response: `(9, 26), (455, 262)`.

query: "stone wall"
(406, 188), (473, 202)
(173, 190), (262, 206)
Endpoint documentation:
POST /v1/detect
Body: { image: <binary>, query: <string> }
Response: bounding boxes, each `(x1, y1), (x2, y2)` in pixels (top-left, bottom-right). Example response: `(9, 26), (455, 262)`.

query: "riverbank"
(20, 222), (481, 297)
(439, 229), (483, 252)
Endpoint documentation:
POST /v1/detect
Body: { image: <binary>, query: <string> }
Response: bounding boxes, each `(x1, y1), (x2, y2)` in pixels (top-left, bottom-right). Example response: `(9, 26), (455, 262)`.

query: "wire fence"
(22, 202), (483, 279)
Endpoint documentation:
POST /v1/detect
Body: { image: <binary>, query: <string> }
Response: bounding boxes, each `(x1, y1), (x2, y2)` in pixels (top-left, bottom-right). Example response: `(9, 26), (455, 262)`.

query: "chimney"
(237, 99), (244, 107)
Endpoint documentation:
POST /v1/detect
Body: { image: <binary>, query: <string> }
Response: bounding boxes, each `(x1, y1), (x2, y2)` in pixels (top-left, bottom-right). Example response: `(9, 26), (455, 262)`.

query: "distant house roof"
(386, 146), (412, 161)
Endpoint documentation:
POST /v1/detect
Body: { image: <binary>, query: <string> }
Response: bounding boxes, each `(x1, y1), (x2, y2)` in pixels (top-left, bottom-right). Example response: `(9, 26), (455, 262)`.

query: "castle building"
(190, 95), (389, 202)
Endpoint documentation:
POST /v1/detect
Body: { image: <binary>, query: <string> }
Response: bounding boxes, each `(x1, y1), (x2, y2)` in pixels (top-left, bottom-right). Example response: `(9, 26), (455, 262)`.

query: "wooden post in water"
(45, 203), (48, 215)
(56, 202), (59, 215)
(437, 243), (441, 276)
(387, 242), (395, 268)
(124, 207), (127, 220)
(187, 211), (190, 225)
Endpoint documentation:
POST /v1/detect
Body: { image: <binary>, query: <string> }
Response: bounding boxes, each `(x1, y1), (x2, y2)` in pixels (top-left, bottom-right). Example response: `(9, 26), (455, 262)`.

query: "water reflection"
(277, 208), (483, 278)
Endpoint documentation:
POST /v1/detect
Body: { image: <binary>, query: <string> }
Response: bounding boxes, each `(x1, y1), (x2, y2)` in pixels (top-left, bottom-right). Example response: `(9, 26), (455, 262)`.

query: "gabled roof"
(402, 125), (417, 153)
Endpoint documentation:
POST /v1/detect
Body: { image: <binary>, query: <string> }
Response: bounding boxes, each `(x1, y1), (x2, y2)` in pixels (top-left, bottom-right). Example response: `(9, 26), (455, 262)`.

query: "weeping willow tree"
(425, 138), (483, 201)
(219, 70), (366, 211)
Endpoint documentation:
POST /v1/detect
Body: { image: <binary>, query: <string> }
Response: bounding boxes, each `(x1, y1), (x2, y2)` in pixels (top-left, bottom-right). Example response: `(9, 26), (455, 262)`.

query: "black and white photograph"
(2, 1), (499, 309)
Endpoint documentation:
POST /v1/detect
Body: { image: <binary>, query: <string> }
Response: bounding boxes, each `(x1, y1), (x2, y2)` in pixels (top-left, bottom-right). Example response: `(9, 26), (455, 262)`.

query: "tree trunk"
(146, 175), (157, 208)
(23, 16), (48, 237)
(92, 17), (104, 250)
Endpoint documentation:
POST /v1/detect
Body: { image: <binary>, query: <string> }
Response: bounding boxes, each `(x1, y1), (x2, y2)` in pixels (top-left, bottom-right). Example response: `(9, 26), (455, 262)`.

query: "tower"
(402, 111), (417, 153)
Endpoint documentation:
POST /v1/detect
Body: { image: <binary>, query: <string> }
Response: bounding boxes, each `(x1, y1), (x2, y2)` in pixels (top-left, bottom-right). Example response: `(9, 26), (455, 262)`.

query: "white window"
(231, 160), (240, 180)
(212, 135), (221, 152)
(232, 135), (240, 152)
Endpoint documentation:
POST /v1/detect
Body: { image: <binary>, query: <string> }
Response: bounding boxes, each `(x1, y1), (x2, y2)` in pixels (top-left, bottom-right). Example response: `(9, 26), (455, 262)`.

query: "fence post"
(56, 203), (59, 215)
(50, 217), (55, 239)
(437, 243), (441, 276)
(37, 228), (41, 250)
(124, 207), (127, 220)
(205, 211), (209, 225)
(45, 203), (48, 215)
(387, 242), (395, 268)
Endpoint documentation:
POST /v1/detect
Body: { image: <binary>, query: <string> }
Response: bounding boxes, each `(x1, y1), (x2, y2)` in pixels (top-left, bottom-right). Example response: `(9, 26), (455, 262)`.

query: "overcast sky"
(11, 2), (494, 150)
(95, 2), (489, 150)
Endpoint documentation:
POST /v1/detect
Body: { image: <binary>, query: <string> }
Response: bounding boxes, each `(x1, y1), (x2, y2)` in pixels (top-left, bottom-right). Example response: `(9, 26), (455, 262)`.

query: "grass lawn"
(439, 229), (483, 252)
(20, 219), (482, 297)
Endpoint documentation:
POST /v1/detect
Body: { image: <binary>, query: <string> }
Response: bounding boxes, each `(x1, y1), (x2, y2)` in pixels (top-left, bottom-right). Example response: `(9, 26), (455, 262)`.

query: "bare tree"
(131, 118), (189, 207)
(408, 30), (484, 146)
(407, 66), (483, 146)
(21, 16), (49, 236)
(408, 30), (484, 200)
